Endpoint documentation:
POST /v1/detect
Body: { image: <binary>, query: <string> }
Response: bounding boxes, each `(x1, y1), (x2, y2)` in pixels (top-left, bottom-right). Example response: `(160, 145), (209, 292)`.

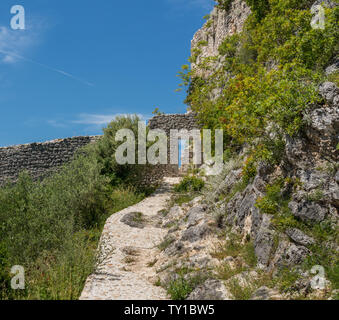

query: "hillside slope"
(152, 0), (338, 300)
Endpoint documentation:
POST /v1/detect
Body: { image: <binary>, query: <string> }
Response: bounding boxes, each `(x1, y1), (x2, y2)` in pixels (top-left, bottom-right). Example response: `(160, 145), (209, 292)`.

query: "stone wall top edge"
(0, 135), (102, 150)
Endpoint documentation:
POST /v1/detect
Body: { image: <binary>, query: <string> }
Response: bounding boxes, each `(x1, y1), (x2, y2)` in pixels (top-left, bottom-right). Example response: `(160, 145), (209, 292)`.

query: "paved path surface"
(80, 177), (180, 300)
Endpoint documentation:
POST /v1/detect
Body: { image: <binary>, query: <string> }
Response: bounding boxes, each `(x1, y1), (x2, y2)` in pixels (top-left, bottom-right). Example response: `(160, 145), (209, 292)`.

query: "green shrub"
(328, 71), (339, 86)
(158, 237), (175, 251)
(95, 115), (148, 189)
(183, 1), (338, 165)
(167, 271), (207, 300)
(215, 0), (234, 12)
(304, 243), (339, 290)
(174, 176), (205, 193)
(167, 277), (193, 300)
(0, 118), (146, 299)
(0, 242), (11, 299)
(255, 181), (283, 215)
(227, 278), (254, 300)
(245, 0), (270, 21)
(242, 156), (257, 184)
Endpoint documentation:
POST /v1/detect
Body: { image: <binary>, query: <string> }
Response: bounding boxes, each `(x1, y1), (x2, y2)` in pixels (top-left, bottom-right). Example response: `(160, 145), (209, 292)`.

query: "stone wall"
(148, 112), (199, 133)
(0, 113), (201, 187)
(148, 112), (201, 179)
(0, 136), (100, 185)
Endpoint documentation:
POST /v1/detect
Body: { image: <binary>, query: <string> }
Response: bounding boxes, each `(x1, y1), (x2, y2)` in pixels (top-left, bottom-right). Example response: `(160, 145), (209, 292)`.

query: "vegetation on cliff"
(182, 0), (338, 168)
(175, 0), (339, 299)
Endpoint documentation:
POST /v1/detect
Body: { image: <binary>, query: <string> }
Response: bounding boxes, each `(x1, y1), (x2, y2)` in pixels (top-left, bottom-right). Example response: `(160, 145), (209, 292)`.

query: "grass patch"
(158, 209), (168, 217)
(211, 233), (257, 268)
(215, 263), (245, 281)
(242, 242), (257, 268)
(147, 259), (158, 268)
(166, 268), (208, 300)
(158, 237), (175, 251)
(167, 277), (194, 300)
(174, 194), (195, 206)
(303, 243), (339, 290)
(328, 71), (339, 87)
(124, 257), (136, 264)
(272, 268), (300, 293)
(174, 175), (205, 193)
(132, 212), (144, 223)
(227, 278), (254, 300)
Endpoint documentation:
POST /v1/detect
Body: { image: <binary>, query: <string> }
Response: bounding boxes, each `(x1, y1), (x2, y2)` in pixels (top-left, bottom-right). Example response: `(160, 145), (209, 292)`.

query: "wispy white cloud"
(0, 23), (94, 87)
(72, 113), (151, 125)
(0, 25), (37, 63)
(48, 113), (151, 129)
(47, 120), (68, 128)
(0, 48), (94, 87)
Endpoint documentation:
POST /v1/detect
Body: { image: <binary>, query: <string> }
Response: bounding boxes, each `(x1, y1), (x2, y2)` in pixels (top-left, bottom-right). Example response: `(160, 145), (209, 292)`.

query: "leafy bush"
(95, 115), (148, 189)
(0, 242), (11, 299)
(245, 0), (270, 21)
(241, 156), (257, 184)
(0, 116), (147, 299)
(215, 0), (234, 11)
(166, 270), (207, 300)
(255, 180), (284, 215)
(174, 176), (205, 193)
(0, 148), (107, 265)
(227, 278), (254, 300)
(182, 1), (338, 165)
(328, 71), (339, 86)
(167, 277), (193, 300)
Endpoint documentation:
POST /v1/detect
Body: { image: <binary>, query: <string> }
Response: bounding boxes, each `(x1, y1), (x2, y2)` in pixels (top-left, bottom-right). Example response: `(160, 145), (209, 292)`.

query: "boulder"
(181, 223), (211, 243)
(319, 82), (339, 104)
(187, 206), (207, 227)
(285, 228), (315, 246)
(187, 279), (233, 300)
(277, 243), (311, 268)
(250, 286), (283, 300)
(289, 201), (327, 222)
(254, 214), (275, 267)
(120, 212), (145, 229)
(325, 58), (339, 76)
(311, 0), (338, 10)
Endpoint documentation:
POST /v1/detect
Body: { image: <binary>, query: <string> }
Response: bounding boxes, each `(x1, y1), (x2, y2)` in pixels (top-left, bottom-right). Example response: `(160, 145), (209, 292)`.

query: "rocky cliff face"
(152, 1), (338, 300)
(191, 0), (251, 75)
(218, 85), (338, 270)
(190, 0), (338, 272)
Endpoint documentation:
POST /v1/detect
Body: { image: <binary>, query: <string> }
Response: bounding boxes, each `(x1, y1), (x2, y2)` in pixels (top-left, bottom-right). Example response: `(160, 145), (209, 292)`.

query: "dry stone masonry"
(0, 136), (100, 185)
(0, 112), (200, 186)
(148, 112), (201, 177)
(148, 112), (199, 133)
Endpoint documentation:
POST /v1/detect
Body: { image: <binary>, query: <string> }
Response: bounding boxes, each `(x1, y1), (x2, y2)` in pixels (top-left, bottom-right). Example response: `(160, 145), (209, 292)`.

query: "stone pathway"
(80, 177), (180, 300)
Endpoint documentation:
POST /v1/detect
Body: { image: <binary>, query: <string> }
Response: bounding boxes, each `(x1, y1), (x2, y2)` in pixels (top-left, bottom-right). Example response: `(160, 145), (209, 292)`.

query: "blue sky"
(0, 0), (214, 146)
